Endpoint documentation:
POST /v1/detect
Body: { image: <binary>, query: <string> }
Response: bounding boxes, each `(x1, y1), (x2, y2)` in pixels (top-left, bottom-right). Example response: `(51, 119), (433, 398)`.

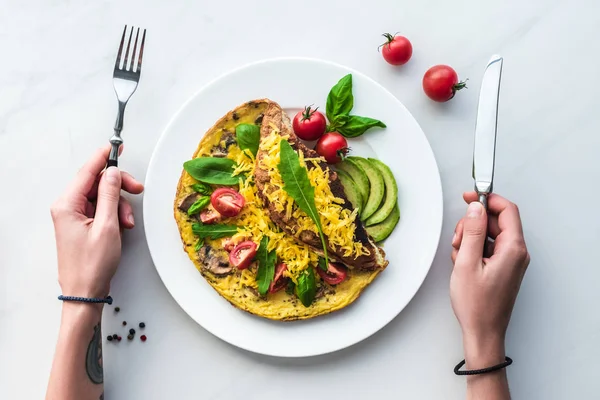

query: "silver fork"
(108, 25), (146, 167)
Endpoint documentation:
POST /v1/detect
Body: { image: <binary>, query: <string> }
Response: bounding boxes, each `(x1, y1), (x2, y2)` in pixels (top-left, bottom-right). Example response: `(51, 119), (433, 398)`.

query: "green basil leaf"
(187, 196), (210, 216)
(338, 115), (386, 138)
(194, 238), (204, 252)
(318, 257), (328, 272)
(190, 182), (213, 195)
(183, 157), (239, 185)
(235, 124), (260, 157)
(295, 268), (316, 307)
(285, 280), (296, 295)
(192, 223), (238, 240)
(256, 236), (276, 295)
(277, 140), (328, 265)
(326, 74), (353, 123)
(328, 114), (350, 132)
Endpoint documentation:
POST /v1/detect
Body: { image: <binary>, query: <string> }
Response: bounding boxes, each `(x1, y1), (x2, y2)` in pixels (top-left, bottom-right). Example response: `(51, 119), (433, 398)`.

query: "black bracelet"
(454, 357), (512, 376)
(58, 295), (113, 305)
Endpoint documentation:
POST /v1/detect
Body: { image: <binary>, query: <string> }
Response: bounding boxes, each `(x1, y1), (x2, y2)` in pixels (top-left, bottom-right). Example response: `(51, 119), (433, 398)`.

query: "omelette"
(173, 99), (388, 321)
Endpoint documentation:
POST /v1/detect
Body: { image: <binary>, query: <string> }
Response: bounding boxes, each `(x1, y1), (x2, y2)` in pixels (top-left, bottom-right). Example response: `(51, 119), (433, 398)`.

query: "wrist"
(462, 331), (506, 369)
(61, 301), (103, 324)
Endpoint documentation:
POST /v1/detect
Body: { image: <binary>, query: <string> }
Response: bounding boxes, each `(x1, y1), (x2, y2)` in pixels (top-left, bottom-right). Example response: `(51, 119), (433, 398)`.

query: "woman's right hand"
(450, 192), (530, 368)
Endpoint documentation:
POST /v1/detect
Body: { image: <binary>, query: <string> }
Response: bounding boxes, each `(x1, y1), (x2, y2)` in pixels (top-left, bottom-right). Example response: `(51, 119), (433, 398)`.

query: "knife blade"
(473, 54), (503, 210)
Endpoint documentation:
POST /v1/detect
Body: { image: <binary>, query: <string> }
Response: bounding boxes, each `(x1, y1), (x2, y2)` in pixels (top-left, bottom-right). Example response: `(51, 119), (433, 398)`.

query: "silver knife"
(473, 54), (503, 210)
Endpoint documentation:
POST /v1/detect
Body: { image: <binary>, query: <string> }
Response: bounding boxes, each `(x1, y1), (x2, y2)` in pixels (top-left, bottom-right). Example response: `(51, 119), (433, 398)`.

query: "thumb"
(455, 201), (487, 267)
(95, 166), (122, 229)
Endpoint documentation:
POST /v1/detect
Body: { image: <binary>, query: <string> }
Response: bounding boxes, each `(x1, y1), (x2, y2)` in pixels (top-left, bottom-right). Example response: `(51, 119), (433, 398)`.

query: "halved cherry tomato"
(210, 188), (245, 217)
(222, 237), (236, 252)
(269, 263), (289, 293)
(200, 206), (222, 224)
(317, 262), (348, 285)
(228, 241), (257, 270)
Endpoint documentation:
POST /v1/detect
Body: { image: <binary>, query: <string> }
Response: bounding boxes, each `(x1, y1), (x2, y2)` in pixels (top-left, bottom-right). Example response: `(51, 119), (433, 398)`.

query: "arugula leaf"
(192, 223), (238, 240)
(256, 236), (276, 295)
(339, 115), (386, 138)
(190, 182), (213, 195)
(184, 157), (239, 185)
(194, 238), (204, 252)
(295, 268), (317, 307)
(326, 74), (353, 123)
(187, 196), (210, 216)
(277, 140), (329, 265)
(235, 124), (260, 156)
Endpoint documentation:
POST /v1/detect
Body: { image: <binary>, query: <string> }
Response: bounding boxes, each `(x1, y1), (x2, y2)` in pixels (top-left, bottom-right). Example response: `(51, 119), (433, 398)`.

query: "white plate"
(144, 58), (443, 357)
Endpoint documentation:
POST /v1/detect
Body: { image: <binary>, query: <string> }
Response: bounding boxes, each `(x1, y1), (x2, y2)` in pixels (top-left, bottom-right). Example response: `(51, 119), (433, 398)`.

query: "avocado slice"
(336, 170), (363, 214)
(364, 158), (399, 226)
(347, 156), (384, 221)
(336, 159), (369, 204)
(366, 204), (400, 242)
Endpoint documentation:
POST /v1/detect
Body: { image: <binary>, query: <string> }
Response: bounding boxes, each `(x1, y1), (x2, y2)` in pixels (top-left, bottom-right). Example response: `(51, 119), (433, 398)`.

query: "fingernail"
(127, 214), (135, 226)
(452, 232), (457, 244)
(467, 202), (484, 218)
(105, 167), (119, 184)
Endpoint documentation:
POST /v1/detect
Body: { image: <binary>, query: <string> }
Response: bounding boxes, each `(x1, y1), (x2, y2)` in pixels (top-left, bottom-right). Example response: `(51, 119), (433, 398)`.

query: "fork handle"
(108, 135), (122, 168)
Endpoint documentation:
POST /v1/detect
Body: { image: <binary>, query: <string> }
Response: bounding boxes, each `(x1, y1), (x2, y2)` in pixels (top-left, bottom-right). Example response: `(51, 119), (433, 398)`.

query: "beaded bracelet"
(454, 357), (513, 376)
(58, 295), (113, 305)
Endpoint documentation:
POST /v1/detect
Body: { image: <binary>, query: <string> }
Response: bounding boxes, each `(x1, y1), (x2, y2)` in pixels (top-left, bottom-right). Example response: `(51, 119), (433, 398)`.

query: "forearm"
(463, 334), (510, 400)
(46, 303), (104, 400)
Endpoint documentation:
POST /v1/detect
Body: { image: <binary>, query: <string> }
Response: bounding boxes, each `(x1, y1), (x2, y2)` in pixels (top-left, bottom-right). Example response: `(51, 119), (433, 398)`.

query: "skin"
(45, 148), (529, 399)
(451, 192), (530, 400)
(45, 146), (144, 400)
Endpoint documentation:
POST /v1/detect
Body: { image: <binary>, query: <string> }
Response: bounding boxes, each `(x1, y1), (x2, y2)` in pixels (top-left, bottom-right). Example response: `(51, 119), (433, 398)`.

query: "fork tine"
(123, 26), (133, 71)
(114, 25), (127, 70)
(131, 28), (140, 72)
(137, 29), (146, 74)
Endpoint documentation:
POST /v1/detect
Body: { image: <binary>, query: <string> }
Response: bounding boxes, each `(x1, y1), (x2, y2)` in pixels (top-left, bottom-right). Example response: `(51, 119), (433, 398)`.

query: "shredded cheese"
(257, 129), (369, 259)
(223, 128), (367, 282)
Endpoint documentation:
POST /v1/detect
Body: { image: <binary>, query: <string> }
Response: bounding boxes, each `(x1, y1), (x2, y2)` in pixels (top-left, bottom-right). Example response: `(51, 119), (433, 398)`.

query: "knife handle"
(478, 193), (488, 210)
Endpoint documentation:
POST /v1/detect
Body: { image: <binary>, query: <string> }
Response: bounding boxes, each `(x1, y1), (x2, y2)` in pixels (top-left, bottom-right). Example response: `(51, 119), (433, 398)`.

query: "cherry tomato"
(200, 206), (221, 224)
(228, 241), (257, 270)
(422, 65), (467, 102)
(269, 263), (289, 294)
(379, 33), (412, 66)
(315, 132), (349, 164)
(293, 106), (327, 141)
(210, 188), (245, 217)
(317, 262), (348, 285)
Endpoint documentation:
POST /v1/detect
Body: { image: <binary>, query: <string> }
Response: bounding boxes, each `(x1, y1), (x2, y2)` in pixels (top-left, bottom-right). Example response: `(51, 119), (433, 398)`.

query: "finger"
(121, 171), (144, 195)
(94, 167), (122, 230)
(67, 146), (110, 198)
(452, 219), (464, 249)
(118, 195), (135, 229)
(88, 169), (140, 200)
(455, 201), (488, 268)
(451, 248), (458, 264)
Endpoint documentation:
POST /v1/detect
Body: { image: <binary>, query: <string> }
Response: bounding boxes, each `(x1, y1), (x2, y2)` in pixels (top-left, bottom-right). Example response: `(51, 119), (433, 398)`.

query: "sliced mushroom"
(221, 130), (237, 148)
(197, 245), (232, 275)
(178, 193), (200, 213)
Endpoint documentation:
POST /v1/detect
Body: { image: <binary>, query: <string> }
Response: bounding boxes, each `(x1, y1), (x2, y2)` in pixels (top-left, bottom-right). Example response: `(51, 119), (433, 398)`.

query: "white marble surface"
(1, 0), (599, 398)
